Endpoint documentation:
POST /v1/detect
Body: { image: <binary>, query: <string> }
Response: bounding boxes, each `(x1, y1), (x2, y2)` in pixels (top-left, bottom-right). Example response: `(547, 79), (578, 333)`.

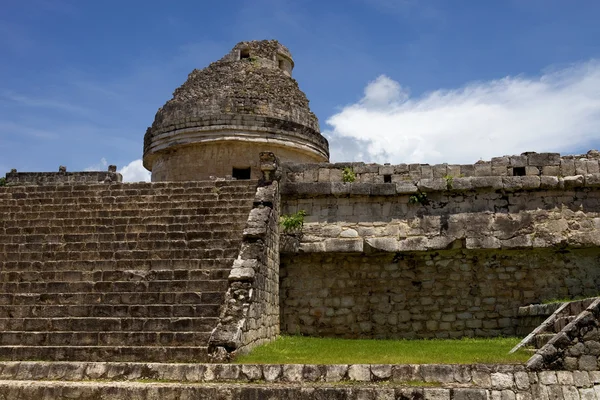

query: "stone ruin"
(2, 39), (600, 398)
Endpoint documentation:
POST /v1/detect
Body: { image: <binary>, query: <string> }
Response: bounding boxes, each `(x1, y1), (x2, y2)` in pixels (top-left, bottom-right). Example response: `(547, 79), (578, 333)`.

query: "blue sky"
(1, 0), (600, 181)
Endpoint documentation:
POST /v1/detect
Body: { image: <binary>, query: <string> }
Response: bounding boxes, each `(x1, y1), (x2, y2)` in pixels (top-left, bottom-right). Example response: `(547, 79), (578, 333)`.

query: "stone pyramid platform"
(0, 180), (257, 362)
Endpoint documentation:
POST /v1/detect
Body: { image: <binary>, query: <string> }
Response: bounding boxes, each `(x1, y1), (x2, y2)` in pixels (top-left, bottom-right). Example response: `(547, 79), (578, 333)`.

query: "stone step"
(0, 279), (229, 294)
(0, 291), (225, 306)
(534, 333), (555, 349)
(554, 315), (576, 332)
(0, 345), (209, 362)
(1, 237), (242, 250)
(0, 317), (219, 332)
(0, 268), (232, 282)
(0, 219), (249, 232)
(0, 303), (222, 318)
(1, 247), (241, 262)
(0, 258), (235, 271)
(0, 331), (211, 346)
(0, 207), (253, 222)
(0, 181), (257, 195)
(0, 200), (254, 213)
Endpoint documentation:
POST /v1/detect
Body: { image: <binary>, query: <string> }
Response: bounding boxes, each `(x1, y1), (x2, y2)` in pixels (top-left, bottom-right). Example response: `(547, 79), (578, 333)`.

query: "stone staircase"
(511, 297), (598, 354)
(0, 180), (257, 362)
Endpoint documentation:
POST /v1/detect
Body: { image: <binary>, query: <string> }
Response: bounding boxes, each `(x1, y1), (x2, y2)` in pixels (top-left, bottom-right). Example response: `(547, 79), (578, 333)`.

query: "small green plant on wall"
(342, 167), (356, 183)
(408, 192), (428, 205)
(443, 175), (454, 190)
(0, 177), (5, 187)
(280, 210), (307, 234)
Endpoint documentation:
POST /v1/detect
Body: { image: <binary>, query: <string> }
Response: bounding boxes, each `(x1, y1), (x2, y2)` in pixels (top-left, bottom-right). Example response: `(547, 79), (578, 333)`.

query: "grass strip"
(235, 336), (531, 365)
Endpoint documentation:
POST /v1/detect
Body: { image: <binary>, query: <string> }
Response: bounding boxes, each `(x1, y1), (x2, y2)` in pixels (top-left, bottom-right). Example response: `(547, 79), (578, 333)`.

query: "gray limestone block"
(451, 177), (474, 191)
(520, 176), (541, 189)
(540, 176), (560, 189)
(229, 267), (256, 281)
(421, 165), (434, 179)
(396, 182), (418, 194)
(578, 355), (598, 371)
(240, 365), (262, 381)
(573, 371), (591, 388)
(330, 182), (350, 195)
(365, 237), (399, 252)
(371, 183), (397, 196)
(302, 365), (324, 381)
(584, 173), (600, 187)
(502, 176), (524, 191)
(391, 364), (422, 382)
(254, 185), (276, 204)
(418, 178), (448, 192)
(324, 238), (363, 253)
(324, 365), (348, 382)
(542, 165), (560, 176)
(451, 388), (489, 400)
(563, 175), (585, 188)
(470, 176), (503, 189)
(474, 163), (492, 176)
(525, 166), (540, 176)
(379, 165), (394, 175)
(348, 183), (371, 195)
(348, 364), (371, 381)
(433, 164), (448, 178)
(282, 364), (304, 382)
(492, 156), (510, 166)
(575, 159), (589, 175)
(370, 365), (392, 380)
(460, 164), (475, 176)
(397, 236), (428, 251)
(491, 372), (515, 390)
(420, 365), (455, 383)
(510, 155), (528, 167)
(423, 388), (451, 399)
(587, 160), (600, 174)
(263, 364), (282, 382)
(447, 165), (461, 177)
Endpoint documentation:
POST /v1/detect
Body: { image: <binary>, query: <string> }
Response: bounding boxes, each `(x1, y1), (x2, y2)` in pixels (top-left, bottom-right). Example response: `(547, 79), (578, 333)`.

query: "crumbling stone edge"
(1, 362), (600, 398)
(208, 153), (281, 361)
(528, 298), (600, 371)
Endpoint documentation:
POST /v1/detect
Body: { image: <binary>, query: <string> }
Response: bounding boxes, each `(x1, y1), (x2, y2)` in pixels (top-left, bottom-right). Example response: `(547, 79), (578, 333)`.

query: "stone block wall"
(280, 248), (600, 339)
(283, 150), (600, 183)
(209, 175), (281, 360)
(5, 168), (122, 186)
(529, 298), (600, 371)
(278, 150), (600, 340)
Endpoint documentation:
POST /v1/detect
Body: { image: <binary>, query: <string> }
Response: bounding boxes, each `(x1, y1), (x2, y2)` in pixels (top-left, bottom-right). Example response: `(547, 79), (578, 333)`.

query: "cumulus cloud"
(325, 61), (600, 164)
(120, 159), (151, 182)
(84, 157), (108, 171)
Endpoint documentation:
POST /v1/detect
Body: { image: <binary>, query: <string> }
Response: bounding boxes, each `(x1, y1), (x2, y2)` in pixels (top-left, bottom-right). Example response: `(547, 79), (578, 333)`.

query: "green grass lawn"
(235, 336), (531, 365)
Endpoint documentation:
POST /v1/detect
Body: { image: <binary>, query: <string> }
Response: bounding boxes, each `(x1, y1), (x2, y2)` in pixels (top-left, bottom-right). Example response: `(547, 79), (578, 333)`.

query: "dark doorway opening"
(513, 167), (526, 176)
(232, 167), (251, 180)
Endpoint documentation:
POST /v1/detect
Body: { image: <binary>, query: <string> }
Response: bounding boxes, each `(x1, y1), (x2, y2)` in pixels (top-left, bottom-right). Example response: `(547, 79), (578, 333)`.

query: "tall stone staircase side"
(511, 297), (598, 354)
(0, 180), (257, 362)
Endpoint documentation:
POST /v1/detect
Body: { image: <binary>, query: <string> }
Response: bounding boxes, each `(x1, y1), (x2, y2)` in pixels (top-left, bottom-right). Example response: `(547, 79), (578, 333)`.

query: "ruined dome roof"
(143, 40), (328, 161)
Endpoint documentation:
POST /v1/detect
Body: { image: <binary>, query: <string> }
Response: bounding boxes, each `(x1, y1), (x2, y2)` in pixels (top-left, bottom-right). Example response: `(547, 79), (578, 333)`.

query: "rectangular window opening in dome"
(232, 167), (251, 180)
(240, 49), (250, 60)
(384, 174), (392, 183)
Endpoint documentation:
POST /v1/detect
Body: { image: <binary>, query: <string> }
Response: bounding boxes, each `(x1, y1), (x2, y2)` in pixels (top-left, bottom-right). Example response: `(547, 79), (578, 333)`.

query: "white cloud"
(85, 157), (108, 171)
(325, 61), (600, 164)
(120, 159), (151, 183)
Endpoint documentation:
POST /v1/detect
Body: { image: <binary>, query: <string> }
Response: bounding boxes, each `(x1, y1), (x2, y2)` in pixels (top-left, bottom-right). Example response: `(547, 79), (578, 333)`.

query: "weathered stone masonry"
(279, 151), (600, 340)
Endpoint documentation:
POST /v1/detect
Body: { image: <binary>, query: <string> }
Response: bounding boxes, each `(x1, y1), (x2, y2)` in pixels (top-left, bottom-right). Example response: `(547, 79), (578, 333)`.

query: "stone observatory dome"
(143, 39), (329, 181)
